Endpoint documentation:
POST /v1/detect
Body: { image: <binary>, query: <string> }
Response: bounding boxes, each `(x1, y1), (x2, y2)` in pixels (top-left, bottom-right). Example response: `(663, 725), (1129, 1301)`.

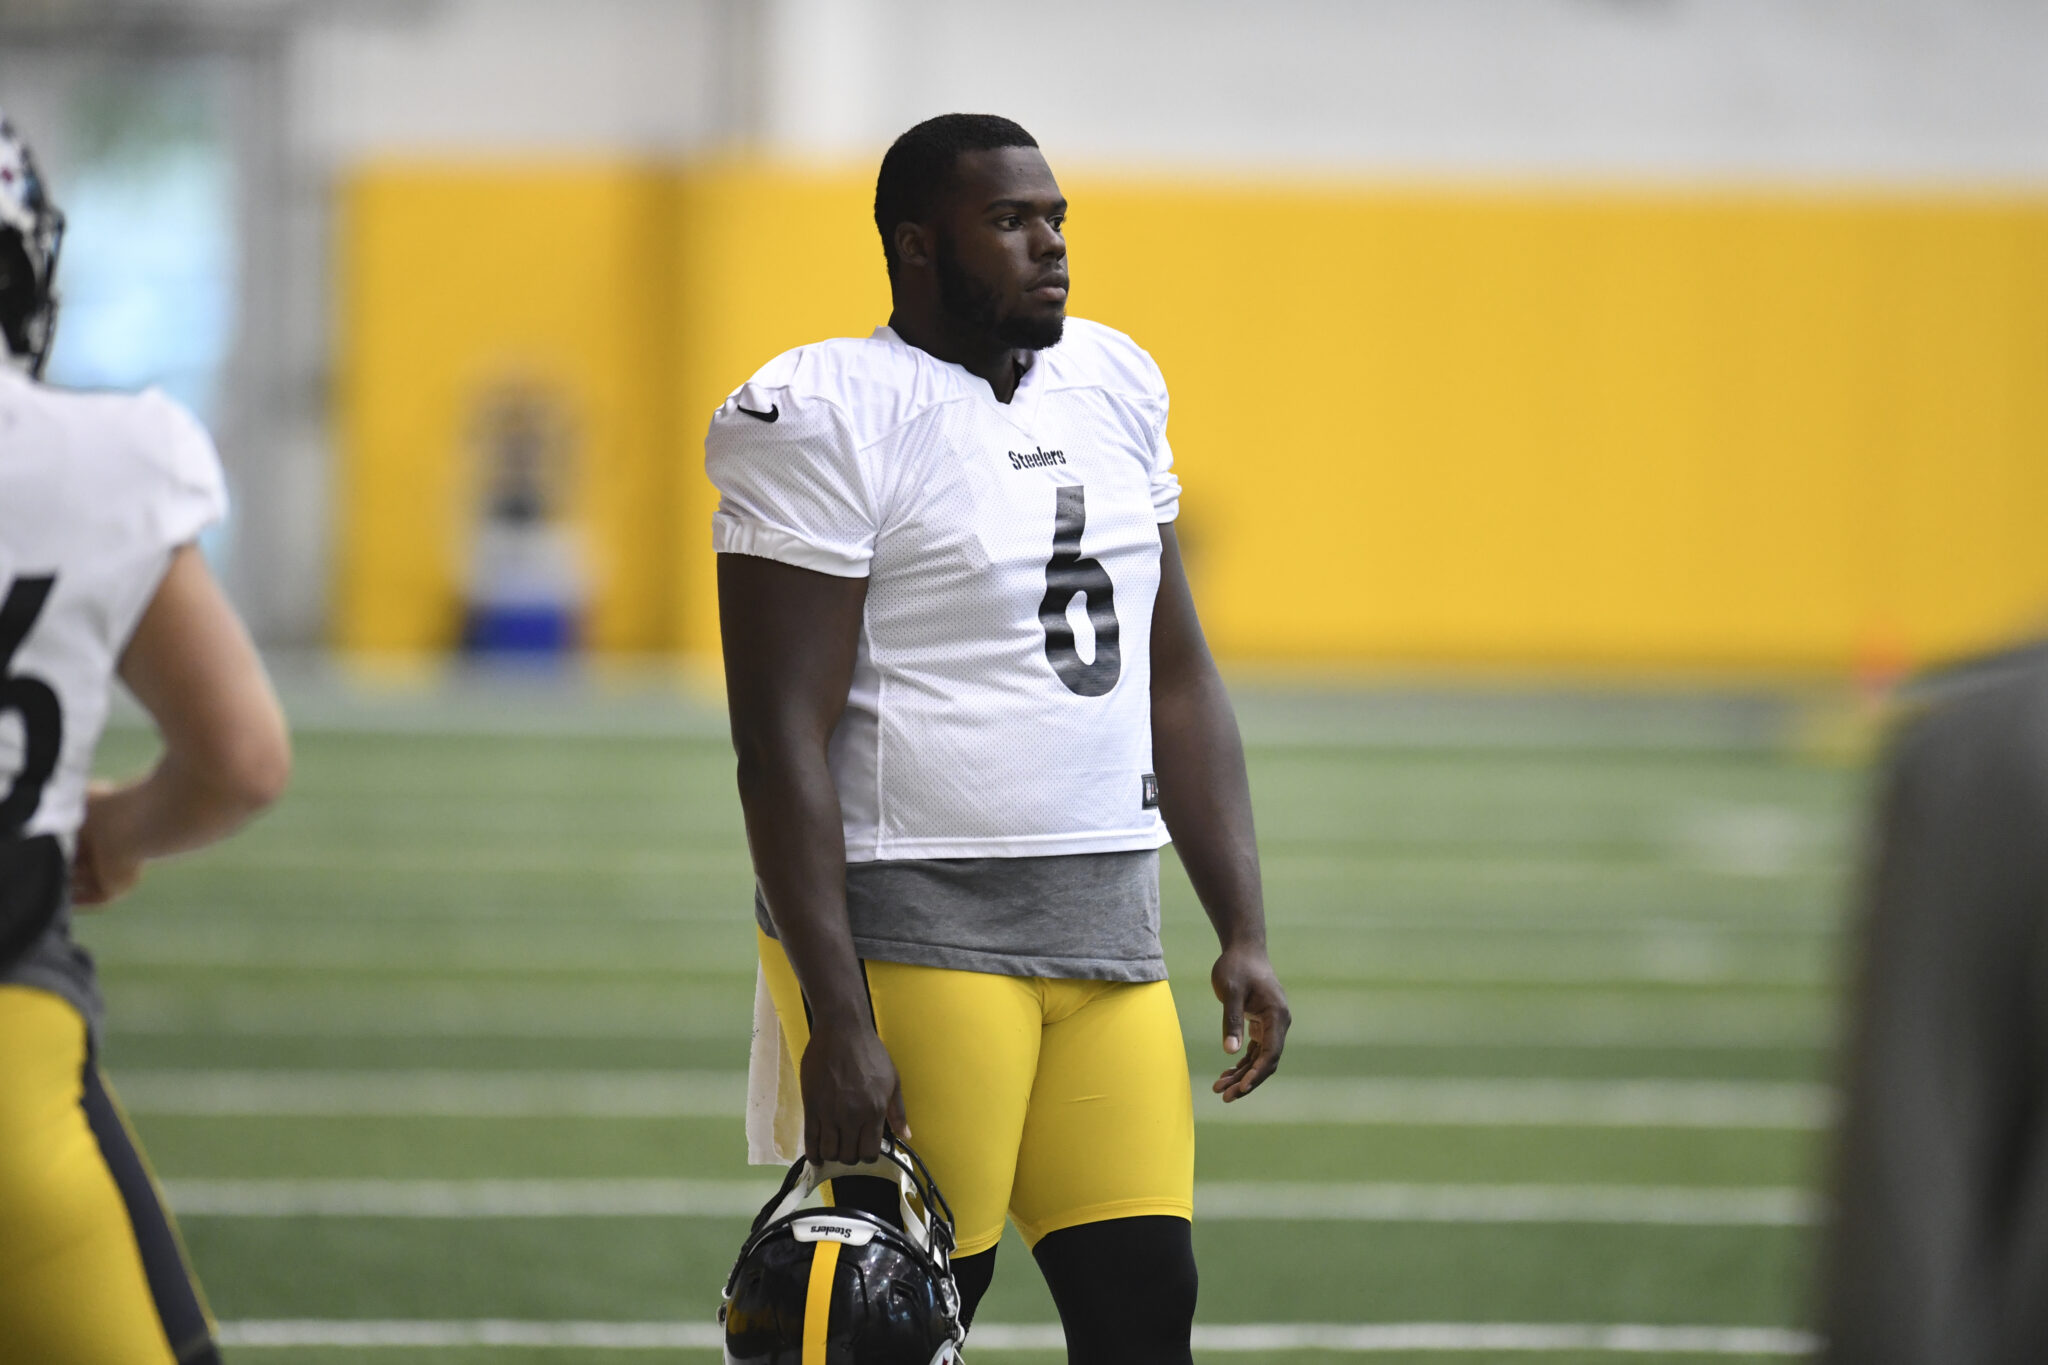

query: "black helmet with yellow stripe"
(721, 1137), (965, 1365)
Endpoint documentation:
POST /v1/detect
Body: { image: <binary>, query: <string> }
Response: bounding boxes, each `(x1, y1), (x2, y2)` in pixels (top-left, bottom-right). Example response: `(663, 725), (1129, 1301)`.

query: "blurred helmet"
(0, 110), (64, 379)
(720, 1137), (965, 1365)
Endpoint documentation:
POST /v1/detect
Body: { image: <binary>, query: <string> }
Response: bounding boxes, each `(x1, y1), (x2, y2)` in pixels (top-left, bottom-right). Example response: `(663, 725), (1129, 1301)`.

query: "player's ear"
(893, 221), (933, 272)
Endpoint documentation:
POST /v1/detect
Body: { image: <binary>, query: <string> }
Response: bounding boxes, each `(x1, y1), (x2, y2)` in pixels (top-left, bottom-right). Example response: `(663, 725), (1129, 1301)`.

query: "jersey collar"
(872, 325), (1046, 432)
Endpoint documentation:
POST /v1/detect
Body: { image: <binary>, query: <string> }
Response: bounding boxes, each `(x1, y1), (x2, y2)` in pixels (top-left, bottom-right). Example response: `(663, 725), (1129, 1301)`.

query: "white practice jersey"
(0, 369), (228, 853)
(708, 318), (1180, 861)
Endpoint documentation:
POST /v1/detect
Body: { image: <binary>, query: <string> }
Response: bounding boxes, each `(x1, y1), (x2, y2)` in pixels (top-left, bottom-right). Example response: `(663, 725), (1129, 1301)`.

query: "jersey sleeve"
(138, 388), (231, 548)
(1150, 430), (1181, 523)
(706, 387), (876, 578)
(106, 390), (231, 649)
(1141, 354), (1181, 523)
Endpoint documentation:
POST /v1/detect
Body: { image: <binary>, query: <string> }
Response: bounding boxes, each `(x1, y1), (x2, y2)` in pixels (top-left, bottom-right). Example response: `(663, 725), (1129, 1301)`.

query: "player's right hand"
(70, 781), (143, 908)
(799, 1025), (910, 1165)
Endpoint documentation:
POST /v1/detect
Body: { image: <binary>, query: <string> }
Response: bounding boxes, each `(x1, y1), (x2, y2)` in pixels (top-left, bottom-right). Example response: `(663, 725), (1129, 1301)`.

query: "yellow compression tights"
(758, 930), (1194, 1256)
(0, 986), (217, 1365)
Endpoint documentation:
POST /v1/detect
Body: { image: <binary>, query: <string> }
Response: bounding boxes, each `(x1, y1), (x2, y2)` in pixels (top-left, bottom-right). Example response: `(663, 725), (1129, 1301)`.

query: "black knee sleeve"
(1031, 1215), (1197, 1364)
(952, 1246), (997, 1327)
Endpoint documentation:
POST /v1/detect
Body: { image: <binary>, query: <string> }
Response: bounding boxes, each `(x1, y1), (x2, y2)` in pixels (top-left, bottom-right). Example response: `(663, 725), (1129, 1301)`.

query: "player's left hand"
(1211, 942), (1290, 1101)
(71, 781), (143, 908)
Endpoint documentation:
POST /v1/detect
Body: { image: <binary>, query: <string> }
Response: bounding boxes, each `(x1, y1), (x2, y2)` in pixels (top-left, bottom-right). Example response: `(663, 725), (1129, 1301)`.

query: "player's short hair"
(874, 114), (1039, 278)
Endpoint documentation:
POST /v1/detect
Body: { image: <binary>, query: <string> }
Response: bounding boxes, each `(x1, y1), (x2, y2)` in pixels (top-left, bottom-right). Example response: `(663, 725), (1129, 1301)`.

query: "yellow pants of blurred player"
(758, 929), (1195, 1256)
(0, 986), (218, 1365)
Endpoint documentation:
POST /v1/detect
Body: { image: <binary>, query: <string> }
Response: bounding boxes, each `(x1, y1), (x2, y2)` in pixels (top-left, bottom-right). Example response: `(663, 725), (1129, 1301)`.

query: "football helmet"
(721, 1137), (966, 1365)
(0, 110), (63, 378)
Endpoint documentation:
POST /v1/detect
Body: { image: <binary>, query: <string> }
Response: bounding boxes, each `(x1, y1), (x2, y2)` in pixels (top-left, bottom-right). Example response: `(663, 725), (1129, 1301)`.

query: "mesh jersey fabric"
(0, 369), (229, 1029)
(706, 318), (1179, 862)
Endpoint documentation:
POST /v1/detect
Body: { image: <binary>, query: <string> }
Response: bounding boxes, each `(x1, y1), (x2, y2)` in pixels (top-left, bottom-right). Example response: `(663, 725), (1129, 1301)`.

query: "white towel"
(745, 963), (803, 1165)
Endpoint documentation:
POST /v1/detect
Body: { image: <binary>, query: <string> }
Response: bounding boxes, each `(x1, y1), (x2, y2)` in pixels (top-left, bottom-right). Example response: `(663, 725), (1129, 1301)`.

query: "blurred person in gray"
(1820, 638), (2048, 1364)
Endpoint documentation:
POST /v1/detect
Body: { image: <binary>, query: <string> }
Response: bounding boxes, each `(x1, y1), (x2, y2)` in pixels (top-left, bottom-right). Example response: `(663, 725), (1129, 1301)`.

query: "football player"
(0, 112), (291, 1364)
(1819, 639), (2048, 1363)
(711, 114), (1289, 1362)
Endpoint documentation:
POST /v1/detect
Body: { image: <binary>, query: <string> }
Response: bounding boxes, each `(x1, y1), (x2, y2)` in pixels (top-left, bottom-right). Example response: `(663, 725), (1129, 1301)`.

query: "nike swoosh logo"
(736, 403), (779, 423)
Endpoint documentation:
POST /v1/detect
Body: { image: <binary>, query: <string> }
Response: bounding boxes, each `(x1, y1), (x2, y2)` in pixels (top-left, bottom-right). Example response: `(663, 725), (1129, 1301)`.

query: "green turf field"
(82, 682), (1867, 1362)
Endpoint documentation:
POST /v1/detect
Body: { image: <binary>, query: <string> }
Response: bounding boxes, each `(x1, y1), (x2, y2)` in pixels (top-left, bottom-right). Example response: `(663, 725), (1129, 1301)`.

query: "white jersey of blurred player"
(0, 370), (228, 852)
(706, 316), (1180, 861)
(2, 105), (281, 1365)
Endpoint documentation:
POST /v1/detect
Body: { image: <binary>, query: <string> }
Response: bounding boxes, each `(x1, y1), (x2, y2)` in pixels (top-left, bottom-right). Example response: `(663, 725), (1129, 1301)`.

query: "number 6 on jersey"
(0, 574), (62, 838)
(1037, 485), (1122, 697)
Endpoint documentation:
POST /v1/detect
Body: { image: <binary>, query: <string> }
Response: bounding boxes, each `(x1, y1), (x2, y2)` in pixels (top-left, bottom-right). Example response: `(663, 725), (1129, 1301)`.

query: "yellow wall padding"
(337, 163), (2048, 671)
(1076, 185), (2048, 671)
(335, 165), (681, 653)
(666, 164), (891, 658)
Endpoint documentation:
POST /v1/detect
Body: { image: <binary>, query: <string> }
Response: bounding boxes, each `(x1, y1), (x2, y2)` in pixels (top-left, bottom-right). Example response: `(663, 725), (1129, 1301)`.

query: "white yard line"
(1292, 1024), (1826, 1050)
(1202, 1077), (1830, 1129)
(188, 843), (1813, 878)
(215, 1319), (1818, 1354)
(1180, 1323), (1818, 1354)
(94, 947), (759, 976)
(1195, 1182), (1818, 1226)
(102, 903), (1834, 934)
(106, 994), (753, 1042)
(104, 991), (1830, 1050)
(103, 1016), (1828, 1050)
(163, 1178), (1817, 1226)
(107, 1014), (754, 1042)
(105, 1009), (1827, 1051)
(91, 937), (1827, 986)
(165, 1179), (775, 1218)
(184, 849), (724, 877)
(110, 1070), (750, 1119)
(218, 1321), (723, 1349)
(113, 1071), (1832, 1129)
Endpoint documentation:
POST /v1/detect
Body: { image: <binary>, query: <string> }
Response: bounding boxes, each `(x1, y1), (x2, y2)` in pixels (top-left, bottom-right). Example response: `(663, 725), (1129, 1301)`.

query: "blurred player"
(0, 112), (291, 1364)
(710, 114), (1289, 1361)
(1818, 639), (2048, 1363)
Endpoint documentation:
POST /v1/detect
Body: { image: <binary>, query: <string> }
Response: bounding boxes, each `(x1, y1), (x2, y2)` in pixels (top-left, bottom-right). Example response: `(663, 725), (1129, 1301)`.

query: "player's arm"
(72, 543), (291, 906)
(718, 551), (907, 1164)
(1150, 523), (1290, 1100)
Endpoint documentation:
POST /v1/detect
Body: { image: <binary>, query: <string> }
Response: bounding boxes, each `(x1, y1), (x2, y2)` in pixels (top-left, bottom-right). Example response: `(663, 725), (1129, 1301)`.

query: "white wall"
(769, 0), (2048, 183)
(290, 0), (734, 162)
(288, 0), (2048, 180)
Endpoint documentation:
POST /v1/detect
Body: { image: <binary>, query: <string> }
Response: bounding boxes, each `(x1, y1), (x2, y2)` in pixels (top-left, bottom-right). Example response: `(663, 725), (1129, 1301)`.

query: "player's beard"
(936, 233), (1063, 351)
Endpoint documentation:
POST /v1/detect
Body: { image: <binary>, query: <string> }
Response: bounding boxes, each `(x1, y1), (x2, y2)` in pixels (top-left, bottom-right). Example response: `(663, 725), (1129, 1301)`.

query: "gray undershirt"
(755, 849), (1166, 982)
(0, 908), (104, 1045)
